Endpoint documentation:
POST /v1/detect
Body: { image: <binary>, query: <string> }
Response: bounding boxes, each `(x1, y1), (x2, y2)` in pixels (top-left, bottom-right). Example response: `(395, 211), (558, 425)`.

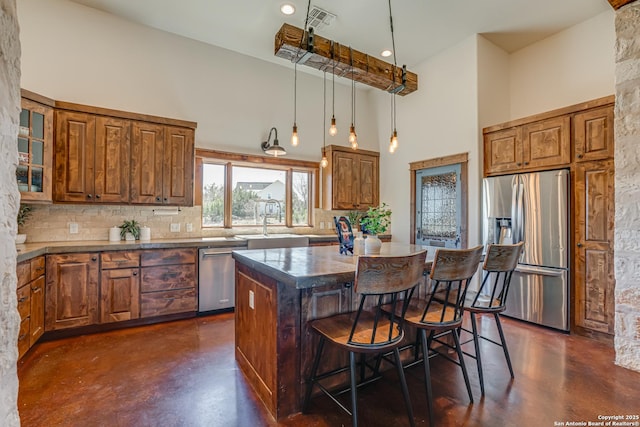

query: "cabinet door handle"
(35, 266), (44, 272)
(577, 154), (583, 159)
(91, 256), (97, 261)
(577, 243), (583, 247)
(516, 162), (522, 166)
(87, 194), (93, 199)
(31, 286), (40, 292)
(524, 161), (529, 165)
(96, 194), (101, 199)
(132, 271), (138, 276)
(163, 198), (168, 202)
(155, 197), (161, 202)
(18, 297), (27, 303)
(18, 334), (27, 341)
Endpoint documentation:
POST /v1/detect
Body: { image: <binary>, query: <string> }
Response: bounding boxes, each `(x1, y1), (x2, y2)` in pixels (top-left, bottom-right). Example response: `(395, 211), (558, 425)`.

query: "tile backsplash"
(19, 204), (347, 243)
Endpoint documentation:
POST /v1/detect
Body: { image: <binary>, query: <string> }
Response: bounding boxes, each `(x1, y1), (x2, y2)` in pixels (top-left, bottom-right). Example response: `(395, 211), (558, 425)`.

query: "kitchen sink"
(236, 234), (309, 249)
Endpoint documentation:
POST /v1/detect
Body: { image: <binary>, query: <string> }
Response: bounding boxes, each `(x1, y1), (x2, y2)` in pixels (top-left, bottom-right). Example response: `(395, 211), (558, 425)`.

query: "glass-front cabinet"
(18, 94), (53, 203)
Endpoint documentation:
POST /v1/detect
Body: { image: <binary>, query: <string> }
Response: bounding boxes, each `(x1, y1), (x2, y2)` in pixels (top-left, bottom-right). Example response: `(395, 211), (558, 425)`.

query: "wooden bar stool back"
(303, 250), (427, 427)
(461, 242), (523, 395)
(402, 245), (483, 427)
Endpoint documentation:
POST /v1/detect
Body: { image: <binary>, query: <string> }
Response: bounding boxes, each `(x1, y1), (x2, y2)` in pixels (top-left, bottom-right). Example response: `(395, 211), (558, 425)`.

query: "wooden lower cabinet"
(44, 249), (197, 332)
(100, 251), (140, 323)
(574, 160), (615, 336)
(140, 248), (197, 317)
(45, 253), (100, 331)
(17, 256), (46, 359)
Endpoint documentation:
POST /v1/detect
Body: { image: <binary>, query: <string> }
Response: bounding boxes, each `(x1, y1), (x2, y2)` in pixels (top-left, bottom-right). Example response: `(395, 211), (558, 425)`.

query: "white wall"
(374, 36), (481, 245)
(17, 0), (379, 161)
(509, 10), (615, 119)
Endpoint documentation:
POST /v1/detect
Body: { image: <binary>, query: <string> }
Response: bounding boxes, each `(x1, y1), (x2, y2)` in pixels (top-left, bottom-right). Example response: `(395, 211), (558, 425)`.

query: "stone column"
(0, 0), (21, 425)
(614, 2), (640, 372)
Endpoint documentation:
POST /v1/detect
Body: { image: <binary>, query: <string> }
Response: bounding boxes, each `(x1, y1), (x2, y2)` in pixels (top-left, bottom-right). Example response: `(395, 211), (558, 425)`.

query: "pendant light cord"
(389, 0), (397, 132)
(323, 71), (326, 150)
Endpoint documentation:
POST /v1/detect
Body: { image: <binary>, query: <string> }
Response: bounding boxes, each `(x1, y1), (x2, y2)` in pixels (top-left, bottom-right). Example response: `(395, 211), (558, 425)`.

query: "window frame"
(195, 148), (319, 229)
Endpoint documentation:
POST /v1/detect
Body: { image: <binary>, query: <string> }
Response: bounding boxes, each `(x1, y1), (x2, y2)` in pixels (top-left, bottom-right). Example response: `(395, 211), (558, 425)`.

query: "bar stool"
(458, 242), (523, 395)
(303, 250), (427, 427)
(397, 246), (483, 427)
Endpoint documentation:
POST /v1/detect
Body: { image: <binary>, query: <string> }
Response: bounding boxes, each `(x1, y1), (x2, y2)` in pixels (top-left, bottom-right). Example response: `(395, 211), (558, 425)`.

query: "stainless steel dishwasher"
(198, 248), (235, 312)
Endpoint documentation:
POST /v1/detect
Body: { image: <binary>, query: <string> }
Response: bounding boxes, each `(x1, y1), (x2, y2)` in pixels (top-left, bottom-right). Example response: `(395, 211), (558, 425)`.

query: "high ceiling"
(70, 0), (611, 70)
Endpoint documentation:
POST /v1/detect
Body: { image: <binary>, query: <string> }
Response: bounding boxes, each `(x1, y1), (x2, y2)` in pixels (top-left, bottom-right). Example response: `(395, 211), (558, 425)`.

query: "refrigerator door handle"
(515, 265), (564, 277)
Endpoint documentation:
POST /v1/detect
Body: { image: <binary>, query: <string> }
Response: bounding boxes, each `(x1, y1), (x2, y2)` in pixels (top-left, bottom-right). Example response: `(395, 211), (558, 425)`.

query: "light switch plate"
(170, 223), (180, 232)
(69, 223), (78, 234)
(186, 223), (193, 232)
(320, 222), (325, 229)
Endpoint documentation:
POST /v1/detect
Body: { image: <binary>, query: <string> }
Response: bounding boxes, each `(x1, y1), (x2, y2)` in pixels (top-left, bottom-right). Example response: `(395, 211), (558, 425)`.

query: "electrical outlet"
(327, 221), (333, 230)
(319, 221), (325, 229)
(170, 223), (180, 232)
(249, 290), (255, 309)
(186, 223), (193, 232)
(69, 223), (78, 234)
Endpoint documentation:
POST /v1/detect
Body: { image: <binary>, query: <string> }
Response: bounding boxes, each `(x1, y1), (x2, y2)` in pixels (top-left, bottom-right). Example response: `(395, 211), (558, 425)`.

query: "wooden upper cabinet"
(322, 145), (379, 210)
(131, 122), (164, 204)
(18, 95), (54, 203)
(163, 126), (194, 206)
(483, 127), (522, 174)
(574, 106), (614, 162)
(574, 160), (615, 336)
(522, 116), (570, 169)
(131, 124), (194, 205)
(54, 111), (129, 203)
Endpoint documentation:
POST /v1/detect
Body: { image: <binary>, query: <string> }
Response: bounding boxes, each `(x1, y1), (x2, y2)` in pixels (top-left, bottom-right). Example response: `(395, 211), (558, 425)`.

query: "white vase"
(15, 234), (27, 244)
(125, 232), (135, 241)
(365, 235), (382, 254)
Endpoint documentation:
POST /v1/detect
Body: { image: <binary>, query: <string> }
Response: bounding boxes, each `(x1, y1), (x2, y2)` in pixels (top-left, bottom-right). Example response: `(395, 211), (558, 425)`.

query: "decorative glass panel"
(420, 171), (458, 239)
(32, 140), (44, 165)
(32, 112), (44, 139)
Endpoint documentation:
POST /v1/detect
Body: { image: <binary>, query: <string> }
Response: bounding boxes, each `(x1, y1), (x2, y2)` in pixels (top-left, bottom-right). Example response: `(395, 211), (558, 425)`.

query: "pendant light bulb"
(391, 129), (398, 149)
(291, 124), (299, 146)
(320, 155), (328, 168)
(329, 116), (337, 137)
(349, 125), (358, 149)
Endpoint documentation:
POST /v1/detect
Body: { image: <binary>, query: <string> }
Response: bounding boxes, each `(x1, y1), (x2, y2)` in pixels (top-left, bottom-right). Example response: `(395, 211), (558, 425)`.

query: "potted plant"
(119, 219), (141, 241)
(16, 204), (32, 244)
(346, 210), (364, 231)
(360, 203), (391, 254)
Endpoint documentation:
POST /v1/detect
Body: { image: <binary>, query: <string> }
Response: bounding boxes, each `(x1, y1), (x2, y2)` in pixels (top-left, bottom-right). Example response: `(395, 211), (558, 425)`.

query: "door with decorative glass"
(18, 96), (53, 203)
(415, 164), (462, 248)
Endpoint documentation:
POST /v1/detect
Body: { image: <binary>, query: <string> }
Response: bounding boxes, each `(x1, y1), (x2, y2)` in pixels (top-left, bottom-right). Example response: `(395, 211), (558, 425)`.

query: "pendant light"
(348, 47), (358, 150)
(291, 62), (299, 146)
(320, 71), (329, 168)
(328, 42), (338, 137)
(388, 0), (402, 153)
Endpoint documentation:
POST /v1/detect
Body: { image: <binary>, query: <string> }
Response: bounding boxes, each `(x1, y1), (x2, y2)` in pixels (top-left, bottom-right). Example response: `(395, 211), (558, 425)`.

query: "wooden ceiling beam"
(608, 0), (638, 9)
(274, 23), (418, 96)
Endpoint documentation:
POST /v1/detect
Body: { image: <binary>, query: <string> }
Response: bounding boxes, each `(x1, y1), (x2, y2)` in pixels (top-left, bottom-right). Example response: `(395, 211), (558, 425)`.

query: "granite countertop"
(14, 234), (345, 263)
(231, 243), (432, 290)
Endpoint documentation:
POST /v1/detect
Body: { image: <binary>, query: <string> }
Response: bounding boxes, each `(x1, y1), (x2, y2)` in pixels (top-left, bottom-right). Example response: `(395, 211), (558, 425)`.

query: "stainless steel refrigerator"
(482, 169), (569, 331)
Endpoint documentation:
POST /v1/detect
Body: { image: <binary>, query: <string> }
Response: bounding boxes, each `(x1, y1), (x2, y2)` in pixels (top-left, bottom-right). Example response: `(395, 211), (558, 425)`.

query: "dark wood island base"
(232, 244), (430, 420)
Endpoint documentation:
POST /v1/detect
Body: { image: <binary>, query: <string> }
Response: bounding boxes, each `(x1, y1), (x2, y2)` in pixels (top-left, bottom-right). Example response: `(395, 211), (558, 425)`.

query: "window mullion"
(224, 162), (233, 228)
(285, 168), (293, 227)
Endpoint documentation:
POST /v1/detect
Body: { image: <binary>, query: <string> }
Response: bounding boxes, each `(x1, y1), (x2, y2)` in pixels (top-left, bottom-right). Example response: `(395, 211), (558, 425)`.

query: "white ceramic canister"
(109, 226), (121, 242)
(140, 226), (151, 241)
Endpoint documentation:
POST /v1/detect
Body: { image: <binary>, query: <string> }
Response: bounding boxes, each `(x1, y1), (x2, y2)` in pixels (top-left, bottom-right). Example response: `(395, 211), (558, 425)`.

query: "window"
(198, 149), (317, 229)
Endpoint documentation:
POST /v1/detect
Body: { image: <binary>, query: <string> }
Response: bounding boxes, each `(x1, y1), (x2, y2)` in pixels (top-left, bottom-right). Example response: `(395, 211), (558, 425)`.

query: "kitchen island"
(231, 243), (430, 420)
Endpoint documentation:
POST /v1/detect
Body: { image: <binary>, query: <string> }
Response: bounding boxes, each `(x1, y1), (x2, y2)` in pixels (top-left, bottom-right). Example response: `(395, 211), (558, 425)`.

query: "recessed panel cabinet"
(54, 111), (130, 203)
(322, 145), (379, 210)
(16, 256), (45, 359)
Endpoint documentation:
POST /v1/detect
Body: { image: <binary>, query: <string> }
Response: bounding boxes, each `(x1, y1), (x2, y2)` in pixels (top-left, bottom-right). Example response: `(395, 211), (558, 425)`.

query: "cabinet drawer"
(17, 261), (30, 288)
(17, 284), (31, 320)
(101, 251), (140, 269)
(141, 248), (196, 267)
(30, 256), (45, 280)
(141, 264), (196, 292)
(140, 289), (197, 317)
(18, 317), (31, 359)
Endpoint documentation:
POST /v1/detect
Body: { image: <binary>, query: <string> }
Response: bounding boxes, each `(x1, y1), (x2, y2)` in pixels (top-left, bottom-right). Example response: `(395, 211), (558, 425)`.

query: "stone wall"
(614, 1), (640, 372)
(0, 0), (22, 425)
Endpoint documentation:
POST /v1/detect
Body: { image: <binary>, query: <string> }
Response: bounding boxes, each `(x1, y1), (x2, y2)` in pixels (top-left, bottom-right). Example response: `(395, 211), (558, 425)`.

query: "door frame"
(409, 153), (468, 247)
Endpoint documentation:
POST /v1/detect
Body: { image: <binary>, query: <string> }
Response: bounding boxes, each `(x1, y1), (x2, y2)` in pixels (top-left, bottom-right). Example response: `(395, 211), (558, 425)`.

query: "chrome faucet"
(263, 214), (268, 236)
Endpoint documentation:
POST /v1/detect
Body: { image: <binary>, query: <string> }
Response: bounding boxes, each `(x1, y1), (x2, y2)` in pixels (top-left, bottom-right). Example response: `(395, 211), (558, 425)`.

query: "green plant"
(17, 204), (32, 229)
(346, 210), (364, 230)
(360, 203), (392, 236)
(119, 219), (141, 239)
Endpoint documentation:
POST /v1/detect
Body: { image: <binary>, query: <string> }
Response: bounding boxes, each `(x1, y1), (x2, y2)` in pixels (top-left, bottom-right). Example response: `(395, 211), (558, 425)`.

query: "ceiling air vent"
(307, 5), (336, 31)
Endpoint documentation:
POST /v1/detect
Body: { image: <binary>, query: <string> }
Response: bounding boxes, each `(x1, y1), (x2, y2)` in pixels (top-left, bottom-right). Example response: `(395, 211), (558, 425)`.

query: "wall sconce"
(261, 127), (287, 157)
